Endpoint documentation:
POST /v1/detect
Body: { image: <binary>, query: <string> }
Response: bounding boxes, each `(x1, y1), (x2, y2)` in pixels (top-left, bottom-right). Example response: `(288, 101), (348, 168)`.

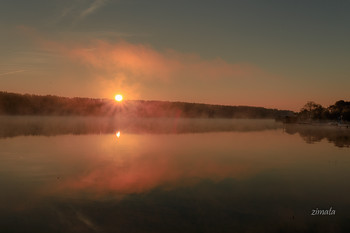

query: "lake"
(0, 117), (350, 233)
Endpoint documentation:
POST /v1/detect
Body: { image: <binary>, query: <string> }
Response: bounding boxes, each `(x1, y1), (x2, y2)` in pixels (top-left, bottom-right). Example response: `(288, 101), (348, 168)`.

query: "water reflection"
(1, 118), (350, 232)
(284, 124), (350, 148)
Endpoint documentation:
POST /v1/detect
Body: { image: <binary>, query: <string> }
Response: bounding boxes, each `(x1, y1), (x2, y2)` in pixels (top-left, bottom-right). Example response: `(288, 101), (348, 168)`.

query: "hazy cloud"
(59, 40), (265, 82)
(18, 26), (288, 108)
(18, 26), (266, 82)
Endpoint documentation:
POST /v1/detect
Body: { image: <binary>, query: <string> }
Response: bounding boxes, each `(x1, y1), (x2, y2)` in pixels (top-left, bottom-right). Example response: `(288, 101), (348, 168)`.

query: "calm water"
(0, 117), (350, 233)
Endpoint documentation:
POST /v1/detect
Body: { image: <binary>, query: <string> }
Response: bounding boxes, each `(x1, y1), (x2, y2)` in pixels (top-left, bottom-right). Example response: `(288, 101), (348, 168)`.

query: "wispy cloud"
(0, 70), (26, 77)
(54, 0), (109, 24)
(79, 0), (108, 20)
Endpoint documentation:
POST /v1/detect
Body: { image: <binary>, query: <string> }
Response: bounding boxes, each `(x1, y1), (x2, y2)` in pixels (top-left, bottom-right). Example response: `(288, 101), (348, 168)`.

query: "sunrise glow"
(115, 94), (123, 102)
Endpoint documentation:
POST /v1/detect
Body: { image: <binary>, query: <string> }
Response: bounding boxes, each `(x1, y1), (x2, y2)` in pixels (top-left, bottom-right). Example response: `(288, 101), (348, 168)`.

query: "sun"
(114, 94), (123, 102)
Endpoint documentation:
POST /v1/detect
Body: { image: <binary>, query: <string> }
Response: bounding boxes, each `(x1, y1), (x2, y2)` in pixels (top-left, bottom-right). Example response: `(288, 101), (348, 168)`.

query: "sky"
(0, 0), (349, 111)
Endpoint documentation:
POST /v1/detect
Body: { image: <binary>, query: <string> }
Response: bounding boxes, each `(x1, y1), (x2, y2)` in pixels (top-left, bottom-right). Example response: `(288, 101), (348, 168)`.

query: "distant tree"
(328, 100), (350, 121)
(301, 101), (321, 112)
(299, 101), (325, 120)
(297, 100), (350, 122)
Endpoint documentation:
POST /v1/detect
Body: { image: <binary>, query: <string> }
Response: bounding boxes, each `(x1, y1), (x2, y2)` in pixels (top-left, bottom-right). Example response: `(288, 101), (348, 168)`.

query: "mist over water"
(0, 116), (283, 137)
(1, 116), (349, 148)
(0, 117), (350, 232)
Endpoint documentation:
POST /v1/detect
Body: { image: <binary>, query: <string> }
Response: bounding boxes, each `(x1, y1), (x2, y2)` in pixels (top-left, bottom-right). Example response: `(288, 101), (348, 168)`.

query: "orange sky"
(1, 1), (349, 111)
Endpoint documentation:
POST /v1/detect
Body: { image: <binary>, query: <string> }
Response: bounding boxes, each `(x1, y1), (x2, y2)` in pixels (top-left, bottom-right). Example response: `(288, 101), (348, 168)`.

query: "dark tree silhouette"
(0, 91), (293, 118)
(297, 100), (350, 122)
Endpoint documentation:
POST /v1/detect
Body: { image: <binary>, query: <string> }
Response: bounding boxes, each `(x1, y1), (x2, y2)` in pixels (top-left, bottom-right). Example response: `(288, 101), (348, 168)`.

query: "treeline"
(130, 100), (293, 118)
(0, 91), (293, 118)
(0, 92), (117, 116)
(298, 100), (350, 121)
